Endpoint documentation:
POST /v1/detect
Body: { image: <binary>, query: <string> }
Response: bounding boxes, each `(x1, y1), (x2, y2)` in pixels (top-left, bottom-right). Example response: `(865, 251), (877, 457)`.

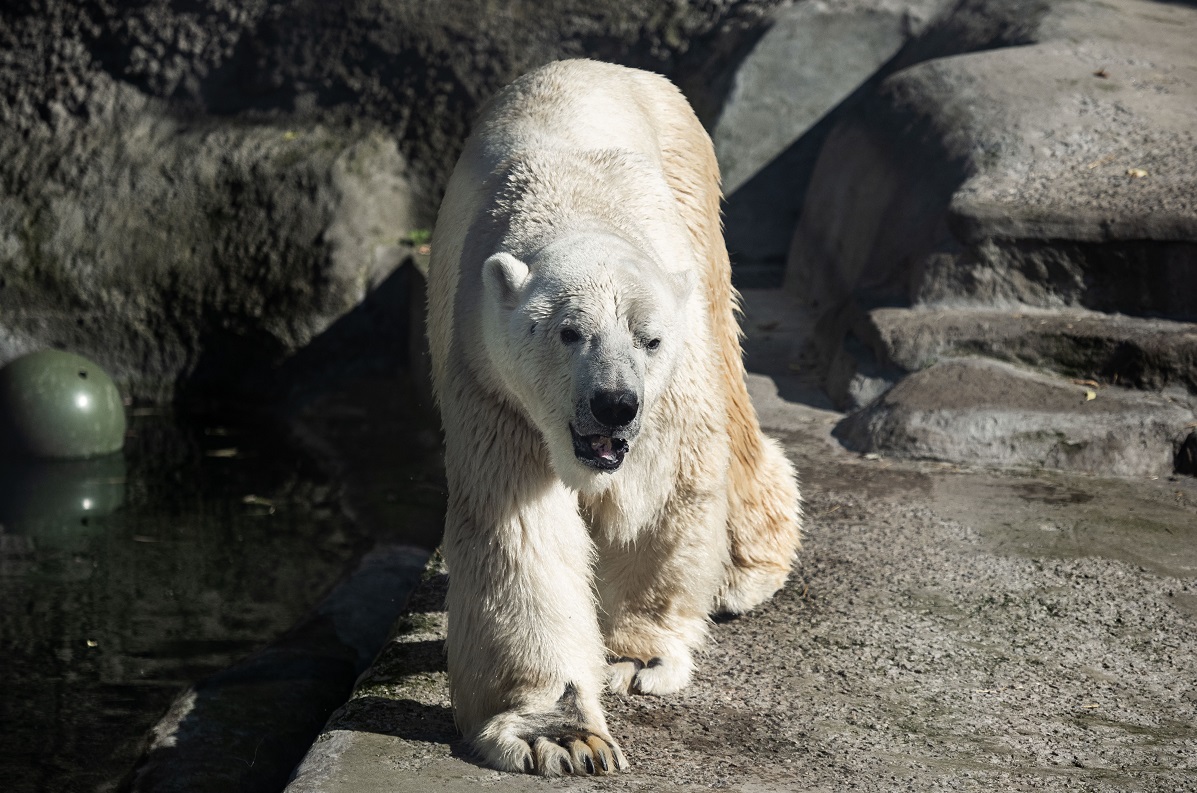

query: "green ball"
(0, 350), (127, 459)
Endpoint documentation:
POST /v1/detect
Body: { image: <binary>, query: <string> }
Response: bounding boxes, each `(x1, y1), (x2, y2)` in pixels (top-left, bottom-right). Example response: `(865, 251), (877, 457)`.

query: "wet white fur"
(426, 59), (801, 776)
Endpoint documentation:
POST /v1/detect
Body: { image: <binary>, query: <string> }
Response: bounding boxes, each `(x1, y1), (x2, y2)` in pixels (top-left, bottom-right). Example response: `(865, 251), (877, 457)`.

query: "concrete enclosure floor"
(286, 289), (1197, 793)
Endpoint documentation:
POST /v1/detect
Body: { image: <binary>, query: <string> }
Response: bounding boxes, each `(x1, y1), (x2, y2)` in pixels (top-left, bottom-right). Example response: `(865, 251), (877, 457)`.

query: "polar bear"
(425, 59), (801, 776)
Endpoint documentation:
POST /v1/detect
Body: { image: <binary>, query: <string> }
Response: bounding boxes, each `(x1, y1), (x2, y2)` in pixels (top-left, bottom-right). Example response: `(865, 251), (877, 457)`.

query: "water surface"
(0, 413), (372, 792)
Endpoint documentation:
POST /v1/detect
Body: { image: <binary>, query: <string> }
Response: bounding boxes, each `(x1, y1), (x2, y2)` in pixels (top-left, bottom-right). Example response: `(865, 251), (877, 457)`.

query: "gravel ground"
(286, 291), (1197, 793)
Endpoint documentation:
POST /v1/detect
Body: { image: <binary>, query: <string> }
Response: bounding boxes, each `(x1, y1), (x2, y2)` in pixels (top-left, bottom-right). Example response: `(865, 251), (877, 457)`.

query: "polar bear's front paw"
(607, 654), (692, 696)
(472, 686), (629, 777)
(475, 723), (628, 777)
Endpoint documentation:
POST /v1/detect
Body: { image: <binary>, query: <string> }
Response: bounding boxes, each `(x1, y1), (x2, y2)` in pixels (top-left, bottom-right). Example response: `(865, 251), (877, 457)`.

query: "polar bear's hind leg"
(718, 432), (802, 614)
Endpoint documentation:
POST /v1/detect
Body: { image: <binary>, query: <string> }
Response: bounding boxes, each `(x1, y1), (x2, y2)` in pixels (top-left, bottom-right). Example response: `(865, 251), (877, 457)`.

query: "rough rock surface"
(0, 111), (424, 402)
(0, 0), (435, 401)
(788, 0), (1197, 317)
(55, 0), (793, 191)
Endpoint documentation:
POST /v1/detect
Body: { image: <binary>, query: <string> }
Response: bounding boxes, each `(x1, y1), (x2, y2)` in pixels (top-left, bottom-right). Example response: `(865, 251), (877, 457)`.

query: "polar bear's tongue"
(571, 426), (628, 468)
(591, 435), (617, 462)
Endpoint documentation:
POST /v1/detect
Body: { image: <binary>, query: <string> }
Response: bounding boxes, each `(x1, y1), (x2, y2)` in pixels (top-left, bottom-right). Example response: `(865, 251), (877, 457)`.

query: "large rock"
(0, 102), (424, 402)
(834, 358), (1196, 478)
(788, 0), (1197, 321)
(0, 1), (430, 403)
(0, 0), (786, 402)
(783, 0), (1197, 475)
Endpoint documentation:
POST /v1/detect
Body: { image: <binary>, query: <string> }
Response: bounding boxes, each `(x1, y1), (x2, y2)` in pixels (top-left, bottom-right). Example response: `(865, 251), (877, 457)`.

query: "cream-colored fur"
(426, 59), (802, 777)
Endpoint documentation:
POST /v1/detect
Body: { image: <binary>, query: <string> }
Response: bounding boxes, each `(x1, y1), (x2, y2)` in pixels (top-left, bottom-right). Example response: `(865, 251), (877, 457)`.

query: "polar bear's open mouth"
(570, 425), (628, 471)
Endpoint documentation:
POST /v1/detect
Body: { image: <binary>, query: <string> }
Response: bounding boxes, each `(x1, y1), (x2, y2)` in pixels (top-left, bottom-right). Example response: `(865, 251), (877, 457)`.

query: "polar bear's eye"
(560, 328), (581, 344)
(646, 338), (661, 351)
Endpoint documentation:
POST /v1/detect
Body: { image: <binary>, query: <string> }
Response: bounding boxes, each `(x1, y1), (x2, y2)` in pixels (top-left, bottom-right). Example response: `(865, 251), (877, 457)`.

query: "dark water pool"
(0, 412), (388, 792)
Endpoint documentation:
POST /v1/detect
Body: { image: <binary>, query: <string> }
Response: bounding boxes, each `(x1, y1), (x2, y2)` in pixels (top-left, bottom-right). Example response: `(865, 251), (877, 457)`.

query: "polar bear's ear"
(669, 268), (697, 304)
(483, 252), (530, 310)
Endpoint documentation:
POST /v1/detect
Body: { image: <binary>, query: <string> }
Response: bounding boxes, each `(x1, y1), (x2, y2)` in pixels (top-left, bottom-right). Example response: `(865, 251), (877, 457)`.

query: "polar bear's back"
(469, 60), (684, 173)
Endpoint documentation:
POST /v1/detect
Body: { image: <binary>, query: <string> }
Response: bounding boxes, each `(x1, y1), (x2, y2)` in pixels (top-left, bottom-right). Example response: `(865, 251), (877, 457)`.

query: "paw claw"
(611, 741), (630, 772)
(586, 735), (614, 773)
(521, 730), (623, 776)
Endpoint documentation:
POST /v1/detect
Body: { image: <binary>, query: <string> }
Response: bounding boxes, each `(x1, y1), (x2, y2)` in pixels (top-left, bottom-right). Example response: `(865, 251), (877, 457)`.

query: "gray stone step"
(834, 357), (1196, 477)
(859, 306), (1197, 393)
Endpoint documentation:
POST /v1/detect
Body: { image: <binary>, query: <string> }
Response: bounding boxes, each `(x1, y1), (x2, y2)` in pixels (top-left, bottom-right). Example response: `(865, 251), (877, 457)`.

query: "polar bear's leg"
(718, 429), (803, 614)
(441, 395), (627, 775)
(594, 487), (728, 697)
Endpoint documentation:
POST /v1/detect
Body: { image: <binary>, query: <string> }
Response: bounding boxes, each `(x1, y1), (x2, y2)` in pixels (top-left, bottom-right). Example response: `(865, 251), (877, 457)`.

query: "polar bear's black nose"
(590, 390), (639, 428)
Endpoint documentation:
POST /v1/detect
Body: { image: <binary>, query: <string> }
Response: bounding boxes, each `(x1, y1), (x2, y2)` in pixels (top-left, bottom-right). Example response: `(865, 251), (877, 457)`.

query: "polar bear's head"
(481, 230), (694, 488)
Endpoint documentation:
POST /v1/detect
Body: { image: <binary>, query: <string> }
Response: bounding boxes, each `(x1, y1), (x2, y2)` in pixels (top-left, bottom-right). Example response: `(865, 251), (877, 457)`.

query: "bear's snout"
(590, 390), (639, 428)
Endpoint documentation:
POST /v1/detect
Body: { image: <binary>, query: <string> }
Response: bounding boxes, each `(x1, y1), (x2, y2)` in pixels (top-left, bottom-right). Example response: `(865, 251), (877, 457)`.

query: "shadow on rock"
(270, 259), (421, 406)
(1177, 432), (1197, 477)
(326, 697), (458, 746)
